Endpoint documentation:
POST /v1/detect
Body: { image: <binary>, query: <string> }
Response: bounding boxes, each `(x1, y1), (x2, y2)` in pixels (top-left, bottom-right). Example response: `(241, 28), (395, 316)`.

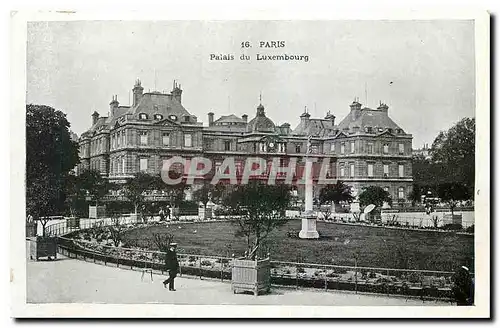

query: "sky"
(26, 20), (475, 148)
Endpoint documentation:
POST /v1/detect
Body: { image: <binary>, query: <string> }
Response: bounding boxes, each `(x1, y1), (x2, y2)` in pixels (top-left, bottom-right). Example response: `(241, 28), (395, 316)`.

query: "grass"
(122, 220), (474, 272)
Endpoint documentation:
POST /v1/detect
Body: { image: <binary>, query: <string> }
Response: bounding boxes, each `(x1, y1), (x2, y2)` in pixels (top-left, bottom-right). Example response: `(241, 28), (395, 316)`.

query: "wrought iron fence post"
(296, 264), (299, 290)
(199, 256), (202, 280)
(220, 257), (223, 282)
(354, 258), (358, 294)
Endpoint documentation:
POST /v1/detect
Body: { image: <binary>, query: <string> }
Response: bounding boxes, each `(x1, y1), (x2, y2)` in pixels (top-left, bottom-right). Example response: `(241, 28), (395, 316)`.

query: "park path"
(27, 255), (450, 306)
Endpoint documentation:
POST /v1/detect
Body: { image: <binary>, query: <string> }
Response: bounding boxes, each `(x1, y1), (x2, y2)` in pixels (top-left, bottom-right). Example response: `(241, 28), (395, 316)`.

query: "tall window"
(121, 130), (126, 146)
(350, 163), (355, 177)
(367, 163), (374, 177)
(140, 131), (148, 145)
(367, 142), (373, 154)
(330, 143), (335, 152)
(162, 132), (170, 146)
(224, 140), (231, 151)
(399, 143), (404, 154)
(122, 157), (126, 174)
(184, 134), (192, 147)
(295, 144), (301, 153)
(398, 187), (405, 199)
(399, 164), (404, 177)
(383, 144), (389, 154)
(350, 142), (355, 153)
(341, 143), (345, 154)
(140, 158), (148, 172)
(340, 166), (345, 177)
(383, 164), (389, 177)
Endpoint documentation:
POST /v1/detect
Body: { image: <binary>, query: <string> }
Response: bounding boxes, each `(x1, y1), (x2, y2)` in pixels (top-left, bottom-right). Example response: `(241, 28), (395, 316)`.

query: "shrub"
(441, 223), (463, 231)
(201, 260), (212, 266)
(465, 225), (474, 233)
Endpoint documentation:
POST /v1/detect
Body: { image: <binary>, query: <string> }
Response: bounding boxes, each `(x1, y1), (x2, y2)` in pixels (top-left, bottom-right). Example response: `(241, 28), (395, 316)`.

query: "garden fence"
(36, 219), (469, 302)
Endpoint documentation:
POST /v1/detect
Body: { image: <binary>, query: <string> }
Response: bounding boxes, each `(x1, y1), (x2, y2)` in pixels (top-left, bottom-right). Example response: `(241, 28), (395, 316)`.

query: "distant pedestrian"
(163, 243), (179, 291)
(165, 207), (171, 221)
(159, 207), (165, 221)
(452, 266), (474, 306)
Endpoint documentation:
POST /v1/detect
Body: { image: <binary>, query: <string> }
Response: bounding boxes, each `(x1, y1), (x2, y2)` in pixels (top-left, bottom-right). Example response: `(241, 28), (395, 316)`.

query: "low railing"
(41, 219), (466, 302)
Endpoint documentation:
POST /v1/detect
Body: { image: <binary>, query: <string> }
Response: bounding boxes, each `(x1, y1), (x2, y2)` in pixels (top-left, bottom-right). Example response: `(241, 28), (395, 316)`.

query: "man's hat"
(170, 243), (178, 247)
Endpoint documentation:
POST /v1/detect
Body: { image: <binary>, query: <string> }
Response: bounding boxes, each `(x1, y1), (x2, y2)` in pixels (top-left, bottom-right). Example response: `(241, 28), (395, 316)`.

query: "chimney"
(242, 114), (248, 122)
(208, 112), (214, 126)
(325, 111), (336, 126)
(350, 98), (362, 120)
(91, 111), (100, 126)
(109, 95), (119, 116)
(377, 101), (389, 114)
(132, 79), (144, 107)
(172, 80), (183, 103)
(300, 111), (310, 126)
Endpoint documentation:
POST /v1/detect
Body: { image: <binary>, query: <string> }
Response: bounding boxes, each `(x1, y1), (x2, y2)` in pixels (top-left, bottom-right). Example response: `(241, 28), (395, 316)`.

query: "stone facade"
(78, 80), (413, 201)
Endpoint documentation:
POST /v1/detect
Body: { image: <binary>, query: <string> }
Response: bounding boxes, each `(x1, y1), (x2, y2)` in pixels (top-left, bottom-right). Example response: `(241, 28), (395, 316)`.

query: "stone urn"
(231, 256), (271, 296)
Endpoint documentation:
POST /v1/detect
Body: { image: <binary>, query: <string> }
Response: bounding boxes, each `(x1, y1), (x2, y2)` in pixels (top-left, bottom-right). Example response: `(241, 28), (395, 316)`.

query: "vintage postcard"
(10, 7), (490, 318)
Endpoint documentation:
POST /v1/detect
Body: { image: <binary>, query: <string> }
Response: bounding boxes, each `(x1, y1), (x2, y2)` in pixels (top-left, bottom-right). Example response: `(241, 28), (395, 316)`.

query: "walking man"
(163, 243), (179, 291)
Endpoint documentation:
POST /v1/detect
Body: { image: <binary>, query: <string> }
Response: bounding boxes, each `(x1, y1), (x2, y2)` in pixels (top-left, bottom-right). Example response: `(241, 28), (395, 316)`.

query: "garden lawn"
(121, 220), (474, 272)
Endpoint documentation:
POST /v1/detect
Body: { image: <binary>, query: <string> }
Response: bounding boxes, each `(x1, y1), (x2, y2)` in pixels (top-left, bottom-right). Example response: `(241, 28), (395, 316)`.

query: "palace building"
(78, 80), (413, 202)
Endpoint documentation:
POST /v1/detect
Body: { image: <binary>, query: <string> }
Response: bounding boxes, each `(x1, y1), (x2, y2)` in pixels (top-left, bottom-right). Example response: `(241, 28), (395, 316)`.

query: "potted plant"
(223, 182), (291, 296)
(29, 235), (58, 261)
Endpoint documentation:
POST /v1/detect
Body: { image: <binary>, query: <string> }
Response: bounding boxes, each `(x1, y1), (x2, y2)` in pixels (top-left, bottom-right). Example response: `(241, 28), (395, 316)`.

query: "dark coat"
(164, 249), (179, 272)
(452, 269), (474, 305)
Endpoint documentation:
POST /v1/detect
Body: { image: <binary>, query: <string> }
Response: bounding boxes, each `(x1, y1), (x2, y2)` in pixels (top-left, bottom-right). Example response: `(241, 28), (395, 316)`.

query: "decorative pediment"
(334, 131), (349, 139)
(153, 117), (181, 127)
(259, 134), (284, 143)
(376, 130), (395, 137)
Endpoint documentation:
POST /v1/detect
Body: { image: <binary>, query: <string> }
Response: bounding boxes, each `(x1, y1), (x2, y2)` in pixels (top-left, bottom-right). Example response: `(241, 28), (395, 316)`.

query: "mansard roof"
(291, 118), (337, 137)
(214, 114), (246, 125)
(336, 107), (403, 132)
(128, 92), (190, 118)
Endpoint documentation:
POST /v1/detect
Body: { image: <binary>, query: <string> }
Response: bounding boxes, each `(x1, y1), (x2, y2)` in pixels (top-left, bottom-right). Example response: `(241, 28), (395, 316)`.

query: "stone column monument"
(299, 135), (319, 239)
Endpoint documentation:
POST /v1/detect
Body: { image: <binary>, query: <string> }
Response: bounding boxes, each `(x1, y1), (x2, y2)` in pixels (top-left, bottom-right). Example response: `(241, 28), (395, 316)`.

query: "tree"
(192, 182), (226, 209)
(437, 182), (472, 217)
(122, 172), (186, 220)
(26, 104), (79, 235)
(430, 118), (475, 195)
(358, 186), (392, 208)
(222, 182), (291, 260)
(122, 172), (156, 218)
(77, 169), (112, 206)
(319, 181), (354, 206)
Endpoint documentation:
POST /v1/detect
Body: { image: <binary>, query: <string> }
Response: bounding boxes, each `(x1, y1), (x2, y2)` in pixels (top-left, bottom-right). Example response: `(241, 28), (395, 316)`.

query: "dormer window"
(139, 113), (148, 120)
(366, 127), (373, 133)
(184, 116), (190, 123)
(154, 114), (163, 120)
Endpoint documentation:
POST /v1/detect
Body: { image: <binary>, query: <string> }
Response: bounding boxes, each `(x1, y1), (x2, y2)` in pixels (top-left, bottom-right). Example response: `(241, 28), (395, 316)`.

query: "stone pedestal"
(299, 157), (319, 239)
(299, 212), (320, 239)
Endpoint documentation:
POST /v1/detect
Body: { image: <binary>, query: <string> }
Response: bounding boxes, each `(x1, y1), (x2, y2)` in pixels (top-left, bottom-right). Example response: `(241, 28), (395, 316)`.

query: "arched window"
(154, 114), (163, 120)
(139, 113), (148, 120)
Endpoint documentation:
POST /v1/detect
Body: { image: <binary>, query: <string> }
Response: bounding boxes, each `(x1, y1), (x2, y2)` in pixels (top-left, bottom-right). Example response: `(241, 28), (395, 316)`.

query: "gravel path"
(27, 256), (451, 306)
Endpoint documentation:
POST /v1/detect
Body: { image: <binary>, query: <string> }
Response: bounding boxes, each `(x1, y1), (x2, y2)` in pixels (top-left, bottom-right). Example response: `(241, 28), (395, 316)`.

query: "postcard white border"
(10, 7), (490, 318)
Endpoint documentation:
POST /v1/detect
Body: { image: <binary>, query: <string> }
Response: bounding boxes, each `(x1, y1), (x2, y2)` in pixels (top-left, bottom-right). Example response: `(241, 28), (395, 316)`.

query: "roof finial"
(259, 92), (262, 104)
